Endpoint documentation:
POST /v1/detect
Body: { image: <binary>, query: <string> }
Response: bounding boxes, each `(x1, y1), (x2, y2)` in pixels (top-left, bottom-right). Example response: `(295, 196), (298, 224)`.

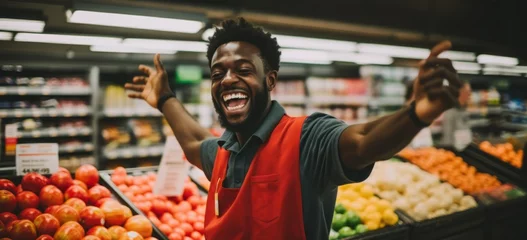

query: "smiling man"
(125, 18), (462, 240)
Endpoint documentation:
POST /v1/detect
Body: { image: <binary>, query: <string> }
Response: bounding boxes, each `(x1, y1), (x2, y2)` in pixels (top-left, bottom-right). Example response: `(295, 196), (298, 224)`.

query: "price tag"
(16, 143), (59, 176)
(17, 87), (28, 95)
(411, 128), (433, 149)
(153, 136), (187, 196)
(5, 124), (18, 156)
(454, 129), (473, 151)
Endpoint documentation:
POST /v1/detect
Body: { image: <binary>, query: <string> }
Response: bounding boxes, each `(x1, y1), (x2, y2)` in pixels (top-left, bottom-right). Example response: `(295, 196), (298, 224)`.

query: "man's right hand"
(125, 54), (173, 108)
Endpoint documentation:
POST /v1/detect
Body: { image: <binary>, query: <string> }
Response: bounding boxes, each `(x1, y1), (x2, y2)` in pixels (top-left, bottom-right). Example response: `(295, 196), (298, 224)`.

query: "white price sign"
(16, 143), (59, 176)
(411, 128), (434, 149)
(153, 136), (188, 196)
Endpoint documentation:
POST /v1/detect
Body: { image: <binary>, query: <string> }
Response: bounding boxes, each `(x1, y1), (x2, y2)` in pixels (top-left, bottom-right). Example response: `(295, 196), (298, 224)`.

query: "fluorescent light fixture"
(483, 65), (526, 74)
(67, 10), (203, 33)
(202, 28), (215, 41)
(439, 50), (476, 61)
(123, 38), (207, 52)
(0, 31), (12, 40)
(274, 34), (356, 52)
(452, 61), (481, 71)
(281, 49), (331, 64)
(90, 45), (177, 54)
(358, 43), (430, 59)
(15, 33), (121, 45)
(457, 70), (480, 75)
(477, 54), (518, 66)
(331, 52), (393, 65)
(0, 18), (45, 32)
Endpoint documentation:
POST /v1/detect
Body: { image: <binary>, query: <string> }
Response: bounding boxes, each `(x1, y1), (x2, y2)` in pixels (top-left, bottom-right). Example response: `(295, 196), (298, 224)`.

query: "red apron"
(204, 115), (307, 240)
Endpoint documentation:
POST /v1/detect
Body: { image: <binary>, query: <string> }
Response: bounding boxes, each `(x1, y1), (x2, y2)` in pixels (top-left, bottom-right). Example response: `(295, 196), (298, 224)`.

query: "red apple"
(65, 198), (87, 213)
(36, 234), (54, 240)
(33, 213), (60, 236)
(124, 216), (152, 238)
(21, 173), (48, 195)
(88, 186), (111, 206)
(65, 185), (89, 203)
(39, 185), (64, 209)
(101, 201), (127, 227)
(0, 191), (16, 212)
(95, 198), (116, 208)
(50, 171), (74, 192)
(0, 220), (5, 238)
(86, 226), (111, 240)
(118, 231), (143, 240)
(53, 205), (80, 225)
(8, 219), (37, 240)
(44, 205), (61, 215)
(18, 208), (41, 221)
(0, 213), (17, 226)
(54, 221), (85, 240)
(0, 180), (16, 195)
(79, 206), (105, 230)
(113, 167), (127, 176)
(83, 236), (102, 240)
(75, 165), (99, 188)
(5, 220), (19, 234)
(108, 226), (127, 240)
(73, 180), (88, 191)
(58, 167), (70, 173)
(16, 191), (39, 210)
(16, 185), (24, 195)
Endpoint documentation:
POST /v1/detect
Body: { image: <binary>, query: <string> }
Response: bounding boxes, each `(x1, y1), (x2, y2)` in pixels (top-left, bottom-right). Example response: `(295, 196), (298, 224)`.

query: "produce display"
(479, 141), (523, 168)
(110, 167), (206, 240)
(331, 183), (399, 239)
(365, 160), (478, 221)
(399, 147), (502, 195)
(0, 165), (156, 240)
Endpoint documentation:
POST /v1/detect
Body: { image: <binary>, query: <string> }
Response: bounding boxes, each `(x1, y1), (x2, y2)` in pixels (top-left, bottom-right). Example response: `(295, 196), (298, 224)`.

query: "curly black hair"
(206, 18), (281, 72)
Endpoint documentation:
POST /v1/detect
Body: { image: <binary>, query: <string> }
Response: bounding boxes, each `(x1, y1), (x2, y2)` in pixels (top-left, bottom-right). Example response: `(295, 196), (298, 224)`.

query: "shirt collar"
(217, 100), (286, 148)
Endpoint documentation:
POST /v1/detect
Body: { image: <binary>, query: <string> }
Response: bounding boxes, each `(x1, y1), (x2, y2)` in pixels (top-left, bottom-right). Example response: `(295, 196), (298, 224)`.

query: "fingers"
(429, 40), (452, 57)
(419, 66), (461, 88)
(138, 64), (154, 76)
(127, 92), (143, 99)
(420, 57), (455, 72)
(153, 54), (165, 73)
(133, 76), (147, 84)
(124, 83), (145, 92)
(428, 86), (460, 105)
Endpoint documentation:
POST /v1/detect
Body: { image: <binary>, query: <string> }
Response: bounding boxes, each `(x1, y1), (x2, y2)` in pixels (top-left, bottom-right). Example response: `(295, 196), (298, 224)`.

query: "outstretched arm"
(339, 41), (462, 170)
(124, 54), (213, 170)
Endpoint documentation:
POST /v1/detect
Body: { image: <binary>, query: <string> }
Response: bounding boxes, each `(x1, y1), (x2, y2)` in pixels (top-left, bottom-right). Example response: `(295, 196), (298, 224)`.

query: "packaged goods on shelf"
(59, 156), (96, 172)
(0, 165), (162, 239)
(271, 80), (306, 104)
(128, 119), (163, 147)
(103, 85), (159, 116)
(479, 141), (523, 168)
(307, 77), (369, 105)
(364, 160), (477, 221)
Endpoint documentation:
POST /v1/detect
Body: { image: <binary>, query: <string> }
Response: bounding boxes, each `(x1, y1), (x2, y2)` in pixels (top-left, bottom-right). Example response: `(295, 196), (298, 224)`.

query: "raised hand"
(413, 41), (462, 123)
(124, 54), (173, 108)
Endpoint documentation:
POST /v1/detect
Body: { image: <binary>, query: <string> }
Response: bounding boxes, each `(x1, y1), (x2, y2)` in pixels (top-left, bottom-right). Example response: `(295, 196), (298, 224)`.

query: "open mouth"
(222, 91), (249, 113)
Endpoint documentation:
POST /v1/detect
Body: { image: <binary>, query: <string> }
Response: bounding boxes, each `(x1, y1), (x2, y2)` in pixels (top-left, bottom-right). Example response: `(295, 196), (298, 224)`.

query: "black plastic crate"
(0, 169), (166, 240)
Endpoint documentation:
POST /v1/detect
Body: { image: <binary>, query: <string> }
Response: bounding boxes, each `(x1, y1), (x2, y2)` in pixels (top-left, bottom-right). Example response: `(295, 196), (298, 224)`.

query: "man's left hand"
(413, 40), (462, 123)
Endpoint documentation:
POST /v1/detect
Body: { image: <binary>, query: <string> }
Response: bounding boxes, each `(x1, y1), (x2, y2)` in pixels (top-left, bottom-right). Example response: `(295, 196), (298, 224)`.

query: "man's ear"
(266, 70), (277, 91)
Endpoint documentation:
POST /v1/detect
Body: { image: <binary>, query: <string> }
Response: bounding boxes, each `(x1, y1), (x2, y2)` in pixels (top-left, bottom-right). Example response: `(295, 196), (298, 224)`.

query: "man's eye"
(238, 69), (251, 75)
(211, 73), (224, 80)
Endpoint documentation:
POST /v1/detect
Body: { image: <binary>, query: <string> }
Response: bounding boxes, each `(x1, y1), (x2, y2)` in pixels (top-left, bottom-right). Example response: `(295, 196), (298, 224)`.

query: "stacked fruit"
(479, 141), (523, 168)
(365, 160), (478, 221)
(0, 165), (155, 240)
(331, 182), (399, 239)
(110, 167), (206, 240)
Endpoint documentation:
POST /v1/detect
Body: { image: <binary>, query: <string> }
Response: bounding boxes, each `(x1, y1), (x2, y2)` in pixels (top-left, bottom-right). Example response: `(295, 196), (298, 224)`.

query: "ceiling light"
(274, 34), (356, 52)
(358, 43), (430, 59)
(331, 53), (393, 65)
(67, 10), (203, 33)
(0, 31), (12, 40)
(280, 49), (331, 64)
(457, 70), (480, 75)
(0, 18), (45, 32)
(122, 39), (207, 52)
(483, 65), (526, 74)
(90, 45), (177, 54)
(15, 33), (121, 45)
(477, 54), (518, 66)
(439, 50), (476, 61)
(452, 61), (481, 71)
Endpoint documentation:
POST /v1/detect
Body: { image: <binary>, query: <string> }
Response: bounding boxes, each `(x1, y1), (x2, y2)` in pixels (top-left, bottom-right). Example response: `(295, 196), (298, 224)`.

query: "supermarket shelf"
(469, 119), (491, 128)
(467, 107), (502, 116)
(16, 126), (92, 139)
(369, 96), (405, 106)
(101, 104), (202, 118)
(273, 95), (307, 105)
(0, 107), (91, 118)
(59, 143), (94, 153)
(103, 144), (165, 160)
(498, 121), (527, 131)
(0, 86), (91, 96)
(310, 95), (369, 106)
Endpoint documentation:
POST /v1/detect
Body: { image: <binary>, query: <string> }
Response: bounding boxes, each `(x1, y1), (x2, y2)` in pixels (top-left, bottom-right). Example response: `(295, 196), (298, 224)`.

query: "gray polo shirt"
(200, 101), (374, 240)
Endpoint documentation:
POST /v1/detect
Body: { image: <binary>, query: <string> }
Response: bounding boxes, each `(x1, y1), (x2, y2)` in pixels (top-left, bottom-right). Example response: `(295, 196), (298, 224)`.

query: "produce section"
(479, 141), (523, 168)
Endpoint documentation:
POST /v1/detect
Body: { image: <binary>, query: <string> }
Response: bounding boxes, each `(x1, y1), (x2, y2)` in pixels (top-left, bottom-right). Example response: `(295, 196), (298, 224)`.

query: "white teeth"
(223, 93), (248, 102)
(227, 103), (245, 111)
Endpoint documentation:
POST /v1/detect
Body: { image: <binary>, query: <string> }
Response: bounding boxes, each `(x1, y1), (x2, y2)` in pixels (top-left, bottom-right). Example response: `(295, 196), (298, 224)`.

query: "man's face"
(459, 83), (471, 107)
(210, 41), (274, 132)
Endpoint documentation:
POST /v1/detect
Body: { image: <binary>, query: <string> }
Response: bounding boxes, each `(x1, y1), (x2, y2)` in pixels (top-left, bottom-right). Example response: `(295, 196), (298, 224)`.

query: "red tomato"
(174, 213), (187, 223)
(128, 185), (140, 195)
(140, 185), (151, 194)
(158, 224), (172, 235)
(196, 215), (204, 223)
(178, 202), (192, 213)
(185, 214), (197, 226)
(190, 231), (201, 240)
(174, 228), (185, 237)
(117, 184), (128, 192)
(195, 206), (205, 216)
(144, 193), (154, 201)
(193, 222), (204, 233)
(148, 216), (162, 227)
(183, 237), (193, 240)
(160, 213), (173, 223)
(124, 192), (135, 200)
(155, 195), (167, 201)
(186, 196), (201, 209)
(125, 176), (134, 186)
(180, 223), (193, 235)
(135, 195), (146, 202)
(167, 219), (180, 228)
(168, 232), (183, 240)
(151, 200), (168, 216)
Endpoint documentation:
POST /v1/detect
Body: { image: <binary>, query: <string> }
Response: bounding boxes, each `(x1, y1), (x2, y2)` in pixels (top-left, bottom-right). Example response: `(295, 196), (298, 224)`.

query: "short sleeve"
(300, 113), (374, 191)
(200, 138), (219, 181)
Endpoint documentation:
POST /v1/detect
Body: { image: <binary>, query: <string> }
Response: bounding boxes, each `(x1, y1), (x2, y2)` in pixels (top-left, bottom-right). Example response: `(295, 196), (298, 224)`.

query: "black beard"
(212, 80), (269, 133)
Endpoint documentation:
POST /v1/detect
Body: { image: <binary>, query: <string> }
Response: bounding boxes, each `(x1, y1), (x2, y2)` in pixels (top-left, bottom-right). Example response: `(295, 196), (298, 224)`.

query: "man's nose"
(221, 70), (238, 87)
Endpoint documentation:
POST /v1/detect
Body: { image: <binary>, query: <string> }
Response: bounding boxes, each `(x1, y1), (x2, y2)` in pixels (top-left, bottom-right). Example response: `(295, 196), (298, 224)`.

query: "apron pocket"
(250, 173), (279, 223)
